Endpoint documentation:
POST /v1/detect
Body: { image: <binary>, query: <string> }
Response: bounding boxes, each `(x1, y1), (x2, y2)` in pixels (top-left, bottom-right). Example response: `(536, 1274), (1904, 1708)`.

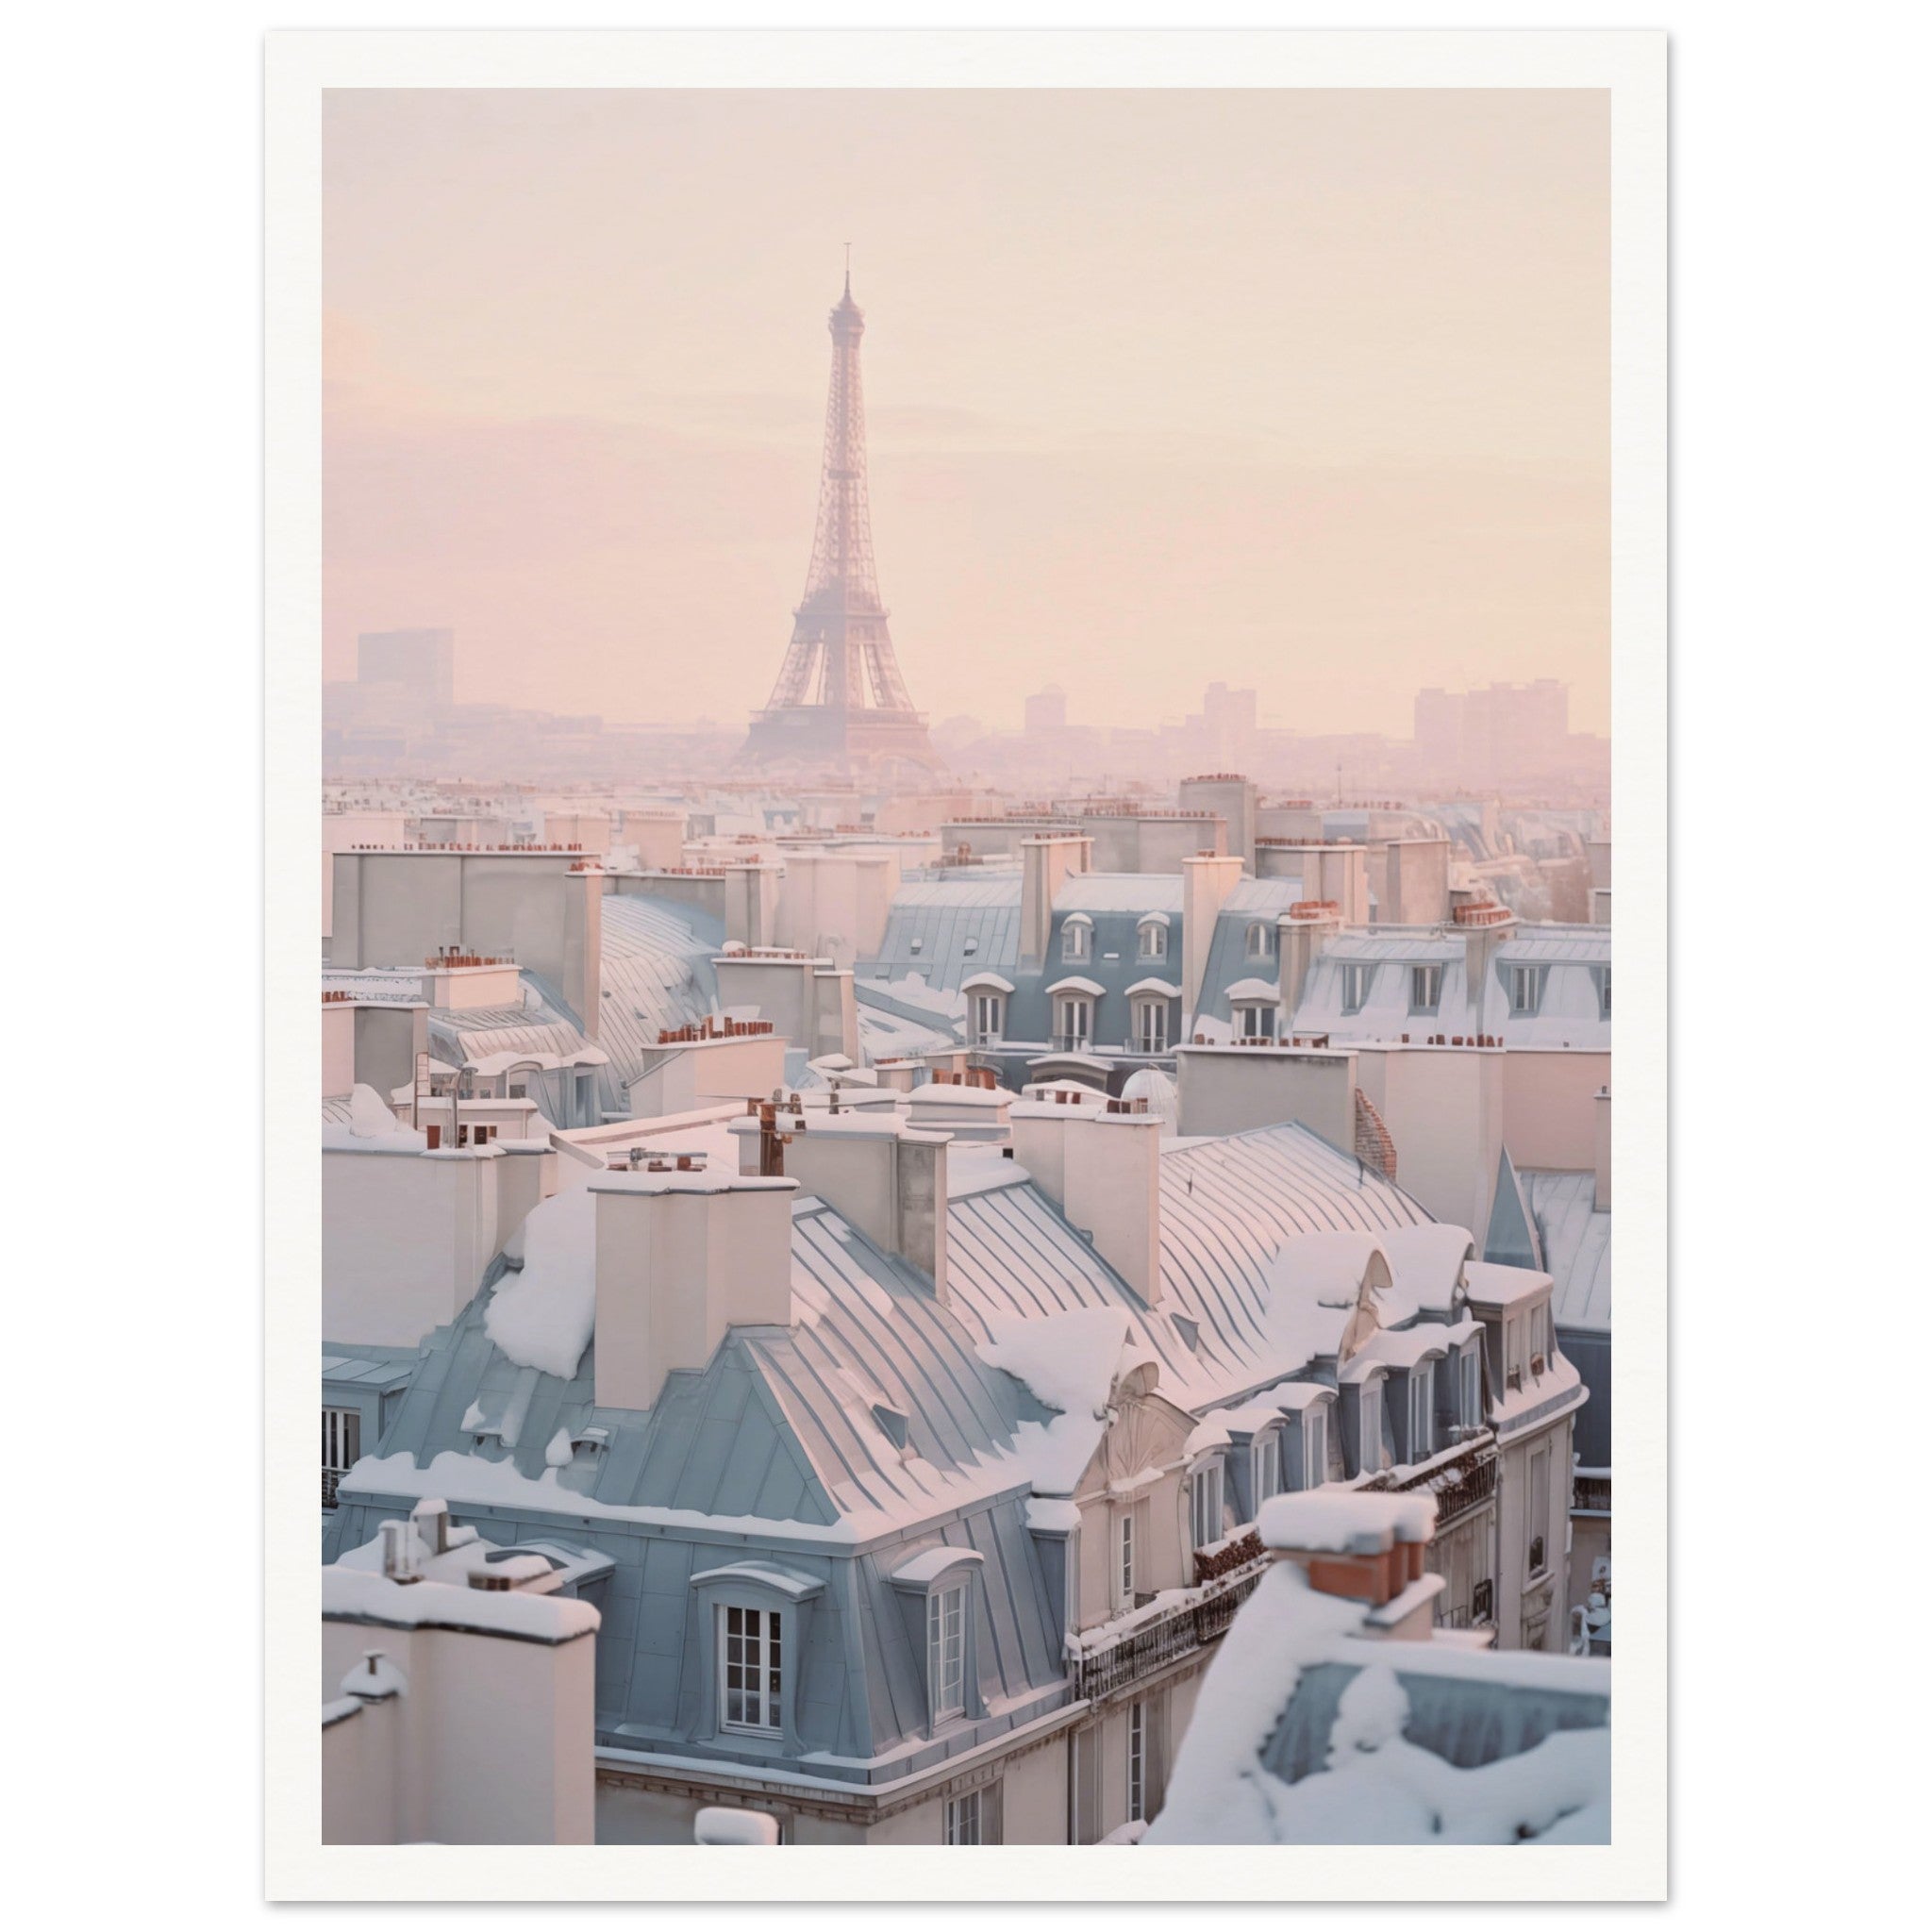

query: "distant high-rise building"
(357, 627), (455, 708)
(1415, 679), (1571, 781)
(1413, 686), (1465, 768)
(1025, 686), (1069, 735)
(740, 274), (941, 778)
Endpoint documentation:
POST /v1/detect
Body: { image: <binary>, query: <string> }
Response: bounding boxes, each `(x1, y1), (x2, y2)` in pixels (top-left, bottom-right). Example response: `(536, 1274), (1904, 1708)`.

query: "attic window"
(1245, 923), (1273, 960)
(909, 937), (924, 955)
(1172, 1313), (1200, 1352)
(1507, 964), (1547, 1014)
(1303, 1407), (1328, 1491)
(1409, 964), (1441, 1012)
(1597, 965), (1611, 1019)
(1341, 963), (1373, 1013)
(963, 937), (979, 956)
(871, 1402), (909, 1451)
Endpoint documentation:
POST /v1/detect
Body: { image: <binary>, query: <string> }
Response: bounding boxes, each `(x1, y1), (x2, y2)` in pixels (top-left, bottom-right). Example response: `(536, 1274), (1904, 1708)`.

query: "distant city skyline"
(324, 89), (1608, 740)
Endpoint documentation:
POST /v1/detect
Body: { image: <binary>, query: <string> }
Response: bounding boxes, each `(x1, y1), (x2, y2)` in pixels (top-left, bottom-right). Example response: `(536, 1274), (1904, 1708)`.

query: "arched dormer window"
(1245, 921), (1273, 960)
(1127, 984), (1173, 1054)
(1060, 914), (1092, 963)
(889, 1546), (986, 1734)
(1137, 914), (1169, 961)
(962, 972), (1013, 1047)
(1251, 1426), (1284, 1508)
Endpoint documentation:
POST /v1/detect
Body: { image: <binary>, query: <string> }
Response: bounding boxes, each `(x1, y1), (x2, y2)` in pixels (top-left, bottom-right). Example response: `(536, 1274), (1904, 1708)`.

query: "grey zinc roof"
(1261, 1657), (1609, 1786)
(861, 876), (1022, 997)
(428, 1008), (589, 1068)
(1156, 1126), (1432, 1396)
(942, 1124), (1432, 1411)
(1524, 1169), (1611, 1333)
(325, 1194), (1068, 1769)
(1290, 924), (1610, 1049)
(343, 1197), (1042, 1538)
(321, 1352), (418, 1391)
(591, 895), (724, 1097)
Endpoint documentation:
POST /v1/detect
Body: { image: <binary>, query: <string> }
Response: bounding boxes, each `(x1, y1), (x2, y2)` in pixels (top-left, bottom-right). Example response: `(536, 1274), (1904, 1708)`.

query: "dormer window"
(1245, 922), (1273, 960)
(1234, 1001), (1275, 1041)
(1055, 994), (1092, 1052)
(719, 1606), (782, 1738)
(1341, 963), (1374, 1013)
(1460, 1348), (1481, 1428)
(1188, 1460), (1224, 1552)
(926, 1584), (967, 1724)
(908, 936), (924, 956)
(971, 991), (1005, 1045)
(1597, 964), (1611, 1019)
(963, 936), (979, 957)
(1408, 1363), (1434, 1462)
(889, 1548), (984, 1733)
(1252, 1430), (1281, 1507)
(1507, 963), (1547, 1014)
(1358, 1380), (1383, 1474)
(1409, 963), (1442, 1012)
(1132, 993), (1170, 1054)
(1302, 1407), (1327, 1491)
(1061, 917), (1091, 963)
(1138, 918), (1168, 961)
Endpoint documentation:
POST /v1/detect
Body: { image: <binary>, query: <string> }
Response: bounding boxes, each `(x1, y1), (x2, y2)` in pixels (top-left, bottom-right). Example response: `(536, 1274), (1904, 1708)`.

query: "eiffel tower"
(739, 271), (942, 778)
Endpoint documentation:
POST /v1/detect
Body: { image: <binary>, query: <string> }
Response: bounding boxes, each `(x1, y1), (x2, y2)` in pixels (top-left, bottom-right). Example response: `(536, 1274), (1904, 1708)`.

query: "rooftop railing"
(1068, 1543), (1269, 1702)
(1365, 1438), (1499, 1528)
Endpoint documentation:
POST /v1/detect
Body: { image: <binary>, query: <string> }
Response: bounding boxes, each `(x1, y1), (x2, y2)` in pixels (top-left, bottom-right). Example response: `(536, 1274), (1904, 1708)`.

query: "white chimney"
(1381, 839), (1451, 925)
(724, 863), (780, 949)
(1022, 1104), (1164, 1306)
(409, 1497), (451, 1557)
(1458, 902), (1517, 1001)
(1277, 904), (1342, 1020)
(592, 1169), (796, 1411)
(1020, 836), (1092, 969)
(740, 1111), (951, 1298)
(379, 1519), (419, 1583)
(1181, 852), (1244, 1028)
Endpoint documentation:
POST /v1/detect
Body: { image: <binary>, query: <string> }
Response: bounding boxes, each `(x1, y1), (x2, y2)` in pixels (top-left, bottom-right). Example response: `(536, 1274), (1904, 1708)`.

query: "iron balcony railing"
(1050, 1033), (1093, 1055)
(1366, 1437), (1499, 1528)
(1068, 1549), (1269, 1703)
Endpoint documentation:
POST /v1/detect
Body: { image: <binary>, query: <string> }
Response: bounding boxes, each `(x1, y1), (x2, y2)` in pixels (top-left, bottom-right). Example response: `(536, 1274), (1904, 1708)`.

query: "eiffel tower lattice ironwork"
(740, 272), (941, 776)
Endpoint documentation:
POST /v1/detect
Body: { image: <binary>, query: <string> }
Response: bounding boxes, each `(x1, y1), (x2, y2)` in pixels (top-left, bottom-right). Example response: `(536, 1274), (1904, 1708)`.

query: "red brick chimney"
(1257, 1491), (1439, 1623)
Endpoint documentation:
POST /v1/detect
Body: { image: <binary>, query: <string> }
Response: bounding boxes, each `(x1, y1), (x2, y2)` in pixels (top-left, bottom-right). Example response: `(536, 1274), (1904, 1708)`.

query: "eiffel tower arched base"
(737, 705), (945, 781)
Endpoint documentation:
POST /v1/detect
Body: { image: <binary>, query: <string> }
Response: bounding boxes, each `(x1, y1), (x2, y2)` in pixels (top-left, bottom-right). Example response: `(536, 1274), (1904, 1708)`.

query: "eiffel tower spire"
(741, 270), (940, 777)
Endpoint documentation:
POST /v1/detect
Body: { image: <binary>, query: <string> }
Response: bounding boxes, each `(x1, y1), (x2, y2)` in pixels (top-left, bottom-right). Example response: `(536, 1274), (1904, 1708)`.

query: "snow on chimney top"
(1258, 1491), (1437, 1608)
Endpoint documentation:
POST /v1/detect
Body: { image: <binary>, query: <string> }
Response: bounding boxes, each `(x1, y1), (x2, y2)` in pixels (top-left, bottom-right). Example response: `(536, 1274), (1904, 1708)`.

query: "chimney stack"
(1259, 1491), (1439, 1636)
(1017, 1105), (1164, 1306)
(1181, 852), (1244, 1026)
(1019, 836), (1091, 970)
(379, 1519), (420, 1583)
(592, 1168), (796, 1411)
(409, 1498), (452, 1557)
(1594, 1087), (1612, 1210)
(1277, 902), (1342, 1017)
(737, 1109), (951, 1298)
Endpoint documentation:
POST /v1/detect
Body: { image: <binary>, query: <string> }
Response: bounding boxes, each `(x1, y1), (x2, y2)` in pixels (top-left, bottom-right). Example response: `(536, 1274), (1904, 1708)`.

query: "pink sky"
(323, 88), (1607, 737)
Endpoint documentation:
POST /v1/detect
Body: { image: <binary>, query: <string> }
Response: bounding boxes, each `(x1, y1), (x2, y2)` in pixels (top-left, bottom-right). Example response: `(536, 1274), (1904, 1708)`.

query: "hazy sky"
(324, 89), (1607, 737)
